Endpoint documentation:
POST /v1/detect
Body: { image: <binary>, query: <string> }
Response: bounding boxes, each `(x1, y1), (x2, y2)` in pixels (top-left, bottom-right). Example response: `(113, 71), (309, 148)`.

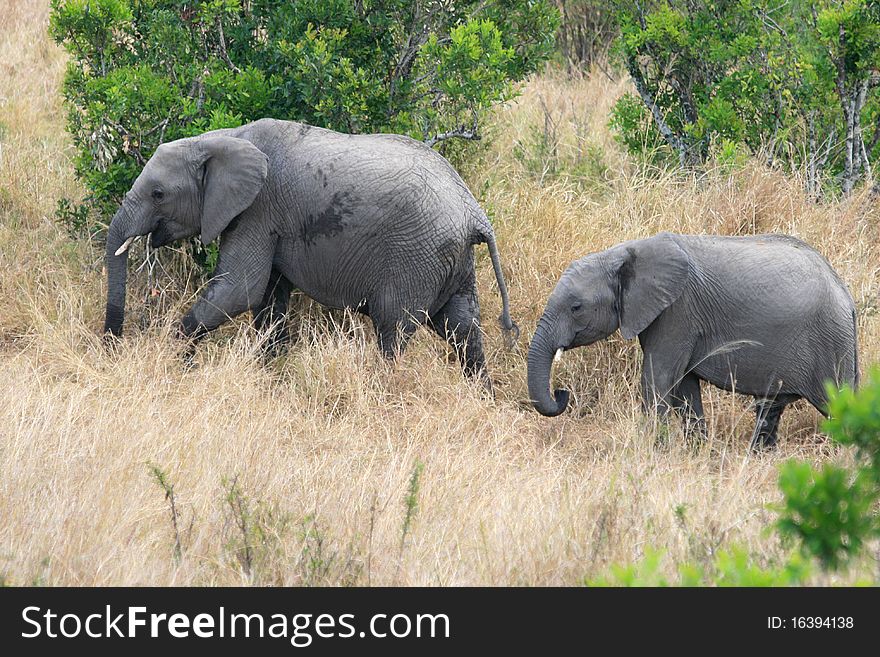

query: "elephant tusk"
(554, 348), (563, 363)
(114, 236), (137, 256)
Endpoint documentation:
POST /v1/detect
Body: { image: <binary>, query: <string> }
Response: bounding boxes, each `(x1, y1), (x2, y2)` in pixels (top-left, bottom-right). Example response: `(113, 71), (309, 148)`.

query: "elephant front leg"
(180, 269), (272, 339)
(178, 235), (274, 342)
(671, 372), (707, 444)
(640, 347), (693, 443)
(640, 355), (683, 417)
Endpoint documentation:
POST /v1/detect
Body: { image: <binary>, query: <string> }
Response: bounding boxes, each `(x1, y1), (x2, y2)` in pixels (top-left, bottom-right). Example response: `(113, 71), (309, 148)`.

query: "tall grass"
(1, 2), (878, 585)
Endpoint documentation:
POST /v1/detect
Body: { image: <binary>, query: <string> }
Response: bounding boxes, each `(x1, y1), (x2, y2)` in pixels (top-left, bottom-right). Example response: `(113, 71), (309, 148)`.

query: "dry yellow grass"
(2, 2), (879, 586)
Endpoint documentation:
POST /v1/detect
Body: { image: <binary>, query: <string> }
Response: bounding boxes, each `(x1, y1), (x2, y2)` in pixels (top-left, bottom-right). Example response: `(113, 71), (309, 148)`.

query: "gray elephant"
(527, 232), (858, 449)
(103, 118), (518, 378)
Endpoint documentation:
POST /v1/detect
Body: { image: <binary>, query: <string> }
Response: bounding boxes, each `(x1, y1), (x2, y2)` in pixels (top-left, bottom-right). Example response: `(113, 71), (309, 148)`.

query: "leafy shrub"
(49, 0), (560, 230)
(606, 0), (880, 195)
(607, 91), (668, 163)
(776, 370), (880, 571)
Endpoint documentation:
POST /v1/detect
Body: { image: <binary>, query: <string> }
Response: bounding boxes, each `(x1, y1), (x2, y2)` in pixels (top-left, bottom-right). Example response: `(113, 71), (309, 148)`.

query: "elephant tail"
(477, 221), (519, 348)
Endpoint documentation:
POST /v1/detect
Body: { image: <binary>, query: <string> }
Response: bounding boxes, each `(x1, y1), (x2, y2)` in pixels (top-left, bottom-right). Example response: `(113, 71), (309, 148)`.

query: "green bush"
(606, 0), (880, 195)
(49, 0), (560, 231)
(607, 91), (667, 163)
(776, 369), (880, 571)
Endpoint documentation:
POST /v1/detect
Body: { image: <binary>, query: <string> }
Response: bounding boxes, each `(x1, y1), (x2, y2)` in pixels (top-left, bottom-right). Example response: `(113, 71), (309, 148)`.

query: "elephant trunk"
(103, 206), (137, 336)
(527, 318), (571, 417)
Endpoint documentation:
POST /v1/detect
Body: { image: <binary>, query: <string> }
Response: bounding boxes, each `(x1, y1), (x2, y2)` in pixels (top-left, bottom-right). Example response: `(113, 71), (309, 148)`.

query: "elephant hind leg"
(803, 386), (832, 418)
(428, 279), (489, 385)
(368, 282), (435, 360)
(671, 372), (707, 443)
(750, 395), (798, 452)
(372, 312), (422, 360)
(253, 267), (293, 356)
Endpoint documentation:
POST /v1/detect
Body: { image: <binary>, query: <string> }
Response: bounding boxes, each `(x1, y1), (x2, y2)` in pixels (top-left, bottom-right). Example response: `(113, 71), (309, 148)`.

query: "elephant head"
(103, 134), (268, 336)
(527, 233), (691, 416)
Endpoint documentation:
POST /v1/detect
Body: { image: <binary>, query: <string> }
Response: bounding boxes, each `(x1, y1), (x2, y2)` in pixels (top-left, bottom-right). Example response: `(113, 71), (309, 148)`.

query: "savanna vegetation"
(1, 0), (879, 585)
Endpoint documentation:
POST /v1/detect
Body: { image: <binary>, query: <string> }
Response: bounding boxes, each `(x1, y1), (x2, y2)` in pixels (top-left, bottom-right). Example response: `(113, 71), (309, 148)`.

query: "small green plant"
(568, 142), (610, 192)
(221, 479), (363, 585)
(824, 370), (880, 478)
(54, 198), (94, 239)
(400, 460), (424, 550)
(586, 548), (811, 587)
(295, 514), (362, 586)
(713, 138), (750, 174)
(712, 550), (811, 587)
(297, 514), (331, 585)
(29, 557), (54, 587)
(588, 547), (671, 586)
(394, 459), (424, 583)
(219, 476), (363, 585)
(776, 462), (876, 571)
(147, 462), (187, 561)
(608, 91), (669, 165)
(222, 475), (256, 577)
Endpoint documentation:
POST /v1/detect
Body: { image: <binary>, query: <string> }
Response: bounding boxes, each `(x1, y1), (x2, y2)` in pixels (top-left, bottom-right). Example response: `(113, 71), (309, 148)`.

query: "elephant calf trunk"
(527, 329), (571, 417)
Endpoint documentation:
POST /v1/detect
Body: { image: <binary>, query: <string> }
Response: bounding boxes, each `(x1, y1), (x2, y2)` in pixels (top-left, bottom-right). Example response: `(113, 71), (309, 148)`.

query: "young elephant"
(527, 232), (858, 449)
(103, 119), (518, 378)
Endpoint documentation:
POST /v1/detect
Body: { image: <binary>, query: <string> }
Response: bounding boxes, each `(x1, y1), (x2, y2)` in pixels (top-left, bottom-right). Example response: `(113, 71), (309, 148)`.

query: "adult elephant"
(103, 119), (518, 379)
(527, 232), (858, 450)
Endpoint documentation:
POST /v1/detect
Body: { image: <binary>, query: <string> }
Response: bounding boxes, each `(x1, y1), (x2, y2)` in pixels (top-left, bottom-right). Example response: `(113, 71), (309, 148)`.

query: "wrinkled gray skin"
(527, 232), (858, 450)
(104, 119), (518, 379)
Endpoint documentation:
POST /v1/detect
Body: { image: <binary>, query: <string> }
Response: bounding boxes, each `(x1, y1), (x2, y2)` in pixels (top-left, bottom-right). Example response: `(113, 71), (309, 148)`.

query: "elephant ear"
(616, 233), (692, 340)
(196, 135), (269, 244)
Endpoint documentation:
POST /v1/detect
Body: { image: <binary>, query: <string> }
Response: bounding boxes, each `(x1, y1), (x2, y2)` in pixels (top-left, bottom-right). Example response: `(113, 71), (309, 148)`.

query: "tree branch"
(625, 56), (693, 167)
(424, 125), (481, 147)
(215, 17), (242, 75)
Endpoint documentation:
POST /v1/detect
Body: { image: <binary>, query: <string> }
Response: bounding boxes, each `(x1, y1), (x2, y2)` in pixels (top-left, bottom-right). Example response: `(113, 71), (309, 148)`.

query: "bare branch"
(424, 121), (481, 147)
(105, 119), (146, 165)
(215, 17), (242, 75)
(625, 56), (694, 167)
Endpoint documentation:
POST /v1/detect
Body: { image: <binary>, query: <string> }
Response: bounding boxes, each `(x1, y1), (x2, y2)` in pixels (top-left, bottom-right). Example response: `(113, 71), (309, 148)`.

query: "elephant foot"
(101, 330), (123, 352)
(750, 398), (787, 452)
(749, 419), (780, 452)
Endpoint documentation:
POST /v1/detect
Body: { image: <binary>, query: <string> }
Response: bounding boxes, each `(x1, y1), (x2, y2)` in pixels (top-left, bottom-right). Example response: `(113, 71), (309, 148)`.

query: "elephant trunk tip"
(103, 303), (125, 338)
(534, 388), (570, 417)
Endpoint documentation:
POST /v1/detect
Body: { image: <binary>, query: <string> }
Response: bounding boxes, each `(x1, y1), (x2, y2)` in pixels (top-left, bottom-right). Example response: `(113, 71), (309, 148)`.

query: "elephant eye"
(152, 188), (164, 201)
(571, 302), (583, 313)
